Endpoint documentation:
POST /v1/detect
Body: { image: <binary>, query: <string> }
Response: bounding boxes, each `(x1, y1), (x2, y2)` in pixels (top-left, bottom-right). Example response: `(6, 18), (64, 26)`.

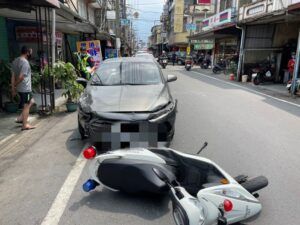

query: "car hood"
(80, 84), (170, 113)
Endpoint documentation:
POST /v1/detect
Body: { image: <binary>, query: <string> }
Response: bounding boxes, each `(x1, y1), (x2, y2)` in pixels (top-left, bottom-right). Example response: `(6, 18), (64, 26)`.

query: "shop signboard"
(194, 39), (214, 50)
(291, 0), (300, 3)
(121, 19), (130, 26)
(105, 48), (118, 59)
(15, 26), (62, 44)
(186, 23), (197, 31)
(186, 46), (191, 55)
(76, 40), (103, 68)
(202, 8), (233, 31)
(106, 10), (116, 20)
(197, 0), (211, 4)
(161, 32), (167, 38)
(174, 0), (184, 33)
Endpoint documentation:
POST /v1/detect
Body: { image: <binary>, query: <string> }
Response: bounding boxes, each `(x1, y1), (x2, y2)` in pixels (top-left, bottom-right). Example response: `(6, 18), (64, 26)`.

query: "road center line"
(191, 71), (300, 108)
(40, 143), (89, 225)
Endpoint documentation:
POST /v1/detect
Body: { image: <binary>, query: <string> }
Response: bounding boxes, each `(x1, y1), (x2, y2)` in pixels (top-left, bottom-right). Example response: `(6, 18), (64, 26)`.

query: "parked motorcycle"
(160, 58), (168, 69)
(252, 62), (275, 85)
(200, 59), (210, 69)
(185, 57), (193, 71)
(82, 145), (268, 225)
(213, 59), (226, 74)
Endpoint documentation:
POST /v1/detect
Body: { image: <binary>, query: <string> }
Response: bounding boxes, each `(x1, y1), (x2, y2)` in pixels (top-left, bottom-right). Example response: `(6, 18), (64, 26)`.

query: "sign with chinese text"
(106, 11), (116, 20)
(174, 0), (184, 33)
(105, 48), (118, 59)
(202, 8), (233, 31)
(76, 40), (103, 68)
(197, 0), (211, 4)
(121, 19), (130, 26)
(15, 26), (62, 44)
(186, 23), (197, 31)
(186, 46), (191, 55)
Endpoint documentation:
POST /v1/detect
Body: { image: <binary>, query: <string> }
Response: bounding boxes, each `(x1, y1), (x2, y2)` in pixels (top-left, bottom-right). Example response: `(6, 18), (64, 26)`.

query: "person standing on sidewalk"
(172, 52), (177, 66)
(11, 46), (36, 131)
(287, 52), (296, 80)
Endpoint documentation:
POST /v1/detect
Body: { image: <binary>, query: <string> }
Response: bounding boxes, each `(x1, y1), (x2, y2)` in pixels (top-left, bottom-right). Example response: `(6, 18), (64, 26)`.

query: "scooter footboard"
(241, 176), (268, 193)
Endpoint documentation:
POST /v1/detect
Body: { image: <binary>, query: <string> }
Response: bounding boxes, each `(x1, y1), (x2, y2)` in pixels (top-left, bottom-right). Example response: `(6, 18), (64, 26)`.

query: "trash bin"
(242, 75), (248, 83)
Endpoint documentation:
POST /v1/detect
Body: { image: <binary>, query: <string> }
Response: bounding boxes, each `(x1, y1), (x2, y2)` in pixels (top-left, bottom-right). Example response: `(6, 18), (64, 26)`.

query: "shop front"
(238, 0), (300, 83)
(189, 8), (240, 67)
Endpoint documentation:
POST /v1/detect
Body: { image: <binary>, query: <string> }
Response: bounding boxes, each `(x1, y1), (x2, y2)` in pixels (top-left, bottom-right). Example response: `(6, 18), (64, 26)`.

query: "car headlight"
(149, 101), (175, 122)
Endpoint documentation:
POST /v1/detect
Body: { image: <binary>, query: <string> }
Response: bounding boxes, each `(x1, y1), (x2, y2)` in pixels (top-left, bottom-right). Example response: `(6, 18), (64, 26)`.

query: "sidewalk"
(0, 89), (67, 146)
(193, 67), (300, 102)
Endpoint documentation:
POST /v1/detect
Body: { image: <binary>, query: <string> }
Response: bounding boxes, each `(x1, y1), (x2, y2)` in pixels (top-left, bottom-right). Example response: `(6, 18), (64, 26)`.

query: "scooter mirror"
(76, 78), (88, 88)
(153, 168), (170, 183)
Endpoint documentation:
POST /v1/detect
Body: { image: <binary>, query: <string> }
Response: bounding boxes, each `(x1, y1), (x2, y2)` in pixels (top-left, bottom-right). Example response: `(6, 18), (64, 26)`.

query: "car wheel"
(78, 120), (86, 140)
(177, 60), (182, 65)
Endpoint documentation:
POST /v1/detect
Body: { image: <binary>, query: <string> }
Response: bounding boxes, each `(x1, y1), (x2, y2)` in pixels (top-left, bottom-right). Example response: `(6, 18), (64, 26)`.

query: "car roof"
(104, 57), (155, 63)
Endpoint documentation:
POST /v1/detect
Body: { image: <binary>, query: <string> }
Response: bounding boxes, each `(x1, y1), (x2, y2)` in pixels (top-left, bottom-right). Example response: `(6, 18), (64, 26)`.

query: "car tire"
(78, 120), (86, 140)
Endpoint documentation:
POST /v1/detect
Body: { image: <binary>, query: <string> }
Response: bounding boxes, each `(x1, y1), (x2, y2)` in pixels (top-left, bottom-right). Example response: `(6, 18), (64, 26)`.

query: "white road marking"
(40, 143), (89, 225)
(191, 71), (300, 108)
(0, 134), (16, 146)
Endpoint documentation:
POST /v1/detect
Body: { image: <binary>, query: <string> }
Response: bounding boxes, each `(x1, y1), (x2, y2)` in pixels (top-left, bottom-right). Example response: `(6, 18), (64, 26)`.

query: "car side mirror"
(76, 78), (88, 88)
(167, 74), (177, 82)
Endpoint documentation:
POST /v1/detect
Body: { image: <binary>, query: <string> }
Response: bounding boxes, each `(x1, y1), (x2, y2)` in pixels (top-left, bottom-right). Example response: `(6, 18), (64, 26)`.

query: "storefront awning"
(189, 23), (240, 40)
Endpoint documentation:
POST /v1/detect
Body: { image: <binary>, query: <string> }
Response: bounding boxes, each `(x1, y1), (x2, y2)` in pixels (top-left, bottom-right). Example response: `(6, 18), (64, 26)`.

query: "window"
(220, 0), (233, 11)
(92, 62), (162, 86)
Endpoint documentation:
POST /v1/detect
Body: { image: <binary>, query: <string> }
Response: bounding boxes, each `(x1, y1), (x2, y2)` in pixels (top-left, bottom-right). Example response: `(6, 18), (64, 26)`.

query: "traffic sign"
(186, 23), (197, 31)
(121, 19), (130, 26)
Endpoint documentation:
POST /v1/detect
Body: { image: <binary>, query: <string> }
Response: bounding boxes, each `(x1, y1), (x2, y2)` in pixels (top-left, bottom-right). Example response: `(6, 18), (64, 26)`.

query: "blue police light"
(83, 179), (99, 192)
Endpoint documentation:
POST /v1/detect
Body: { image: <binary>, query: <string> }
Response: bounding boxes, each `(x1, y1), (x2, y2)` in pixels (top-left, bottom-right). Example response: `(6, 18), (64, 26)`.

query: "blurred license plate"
(163, 60), (167, 63)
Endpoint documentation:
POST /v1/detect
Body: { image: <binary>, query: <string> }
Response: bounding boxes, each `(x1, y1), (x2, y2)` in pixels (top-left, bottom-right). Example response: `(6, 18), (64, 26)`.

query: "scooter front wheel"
(212, 68), (218, 74)
(253, 76), (260, 85)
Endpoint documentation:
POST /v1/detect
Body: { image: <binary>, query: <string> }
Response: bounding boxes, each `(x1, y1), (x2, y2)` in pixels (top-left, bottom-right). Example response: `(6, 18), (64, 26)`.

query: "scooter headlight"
(213, 189), (246, 200)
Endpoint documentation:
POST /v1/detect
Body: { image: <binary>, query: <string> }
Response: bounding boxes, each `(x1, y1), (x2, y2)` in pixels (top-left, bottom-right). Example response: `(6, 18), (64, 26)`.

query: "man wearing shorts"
(11, 46), (36, 130)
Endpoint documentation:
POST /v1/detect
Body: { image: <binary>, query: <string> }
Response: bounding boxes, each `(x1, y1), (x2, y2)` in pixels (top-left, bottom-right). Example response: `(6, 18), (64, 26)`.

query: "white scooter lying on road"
(82, 144), (268, 225)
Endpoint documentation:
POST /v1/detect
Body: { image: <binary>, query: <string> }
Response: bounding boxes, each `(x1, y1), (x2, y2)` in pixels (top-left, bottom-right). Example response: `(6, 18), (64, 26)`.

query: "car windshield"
(91, 62), (162, 86)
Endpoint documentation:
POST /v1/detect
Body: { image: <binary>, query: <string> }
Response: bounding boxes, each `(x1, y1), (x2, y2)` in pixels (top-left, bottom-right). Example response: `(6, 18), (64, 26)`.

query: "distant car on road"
(135, 53), (155, 61)
(78, 57), (177, 147)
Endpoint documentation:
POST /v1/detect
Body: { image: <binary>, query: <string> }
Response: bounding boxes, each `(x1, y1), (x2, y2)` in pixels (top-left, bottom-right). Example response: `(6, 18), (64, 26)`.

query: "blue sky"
(126, 0), (165, 43)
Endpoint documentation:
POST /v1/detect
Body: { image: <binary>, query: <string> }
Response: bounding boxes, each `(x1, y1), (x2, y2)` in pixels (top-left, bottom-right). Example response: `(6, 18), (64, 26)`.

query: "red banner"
(197, 0), (211, 4)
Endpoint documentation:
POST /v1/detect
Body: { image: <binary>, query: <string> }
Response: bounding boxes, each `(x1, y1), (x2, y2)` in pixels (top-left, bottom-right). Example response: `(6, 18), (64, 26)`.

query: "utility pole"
(115, 0), (120, 56)
(188, 3), (196, 56)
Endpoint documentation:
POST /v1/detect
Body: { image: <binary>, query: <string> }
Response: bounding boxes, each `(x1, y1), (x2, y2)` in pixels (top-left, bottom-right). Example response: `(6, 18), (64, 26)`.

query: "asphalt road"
(0, 65), (300, 225)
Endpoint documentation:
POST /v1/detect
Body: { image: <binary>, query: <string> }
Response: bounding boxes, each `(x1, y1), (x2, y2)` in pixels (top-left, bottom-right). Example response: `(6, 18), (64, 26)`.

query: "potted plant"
(59, 62), (84, 112)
